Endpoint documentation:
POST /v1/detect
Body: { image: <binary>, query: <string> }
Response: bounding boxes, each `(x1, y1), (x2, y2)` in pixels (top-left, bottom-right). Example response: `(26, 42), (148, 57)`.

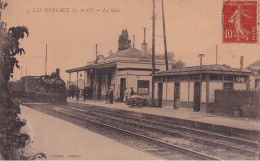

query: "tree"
(118, 29), (131, 51)
(172, 60), (185, 69)
(154, 51), (185, 70)
(0, 1), (29, 159)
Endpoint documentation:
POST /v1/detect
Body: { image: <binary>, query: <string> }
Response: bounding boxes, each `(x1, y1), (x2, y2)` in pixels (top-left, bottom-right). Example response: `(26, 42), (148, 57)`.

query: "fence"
(211, 89), (260, 119)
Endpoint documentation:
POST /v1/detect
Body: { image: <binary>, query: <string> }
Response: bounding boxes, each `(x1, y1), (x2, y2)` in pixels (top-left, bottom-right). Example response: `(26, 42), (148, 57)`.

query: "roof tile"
(159, 64), (249, 74)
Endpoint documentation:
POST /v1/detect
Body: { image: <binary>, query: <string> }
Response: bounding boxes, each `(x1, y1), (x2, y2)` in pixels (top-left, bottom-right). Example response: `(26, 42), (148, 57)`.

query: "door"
(193, 82), (201, 111)
(120, 78), (126, 102)
(157, 83), (163, 107)
(96, 72), (104, 99)
(174, 82), (180, 109)
(89, 71), (94, 99)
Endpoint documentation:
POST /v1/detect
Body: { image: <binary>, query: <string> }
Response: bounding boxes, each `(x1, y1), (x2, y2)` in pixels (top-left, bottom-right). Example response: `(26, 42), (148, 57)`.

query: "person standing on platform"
(109, 87), (114, 104)
(105, 88), (110, 104)
(130, 87), (135, 97)
(71, 89), (75, 99)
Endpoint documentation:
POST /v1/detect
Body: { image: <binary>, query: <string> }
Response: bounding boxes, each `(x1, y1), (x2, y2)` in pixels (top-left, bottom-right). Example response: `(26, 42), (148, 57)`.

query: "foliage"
(0, 1), (29, 159)
(118, 29), (131, 51)
(152, 51), (185, 69)
(172, 60), (185, 69)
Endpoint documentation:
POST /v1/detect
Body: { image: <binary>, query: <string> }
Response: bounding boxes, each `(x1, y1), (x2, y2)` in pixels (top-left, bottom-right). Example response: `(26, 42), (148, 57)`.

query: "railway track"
(24, 103), (259, 160)
(65, 103), (259, 147)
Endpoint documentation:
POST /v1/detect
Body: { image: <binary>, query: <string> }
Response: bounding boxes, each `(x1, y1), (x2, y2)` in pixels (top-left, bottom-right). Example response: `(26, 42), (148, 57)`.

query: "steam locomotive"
(8, 68), (67, 104)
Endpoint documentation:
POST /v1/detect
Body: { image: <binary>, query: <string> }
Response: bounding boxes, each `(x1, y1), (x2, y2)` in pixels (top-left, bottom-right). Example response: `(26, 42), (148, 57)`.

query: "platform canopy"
(65, 62), (117, 73)
(152, 64), (252, 76)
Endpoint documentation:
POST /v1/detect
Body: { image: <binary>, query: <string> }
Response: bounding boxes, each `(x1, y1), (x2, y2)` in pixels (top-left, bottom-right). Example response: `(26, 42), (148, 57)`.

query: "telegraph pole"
(162, 0), (168, 71)
(96, 44), (98, 59)
(152, 0), (156, 106)
(216, 45), (218, 65)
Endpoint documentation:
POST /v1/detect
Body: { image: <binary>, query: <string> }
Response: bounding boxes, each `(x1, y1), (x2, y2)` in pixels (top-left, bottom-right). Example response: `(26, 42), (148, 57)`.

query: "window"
(190, 75), (196, 81)
(168, 76), (174, 82)
(223, 83), (233, 90)
(137, 80), (149, 95)
(224, 75), (233, 81)
(195, 75), (201, 80)
(163, 76), (167, 82)
(210, 75), (222, 81)
(175, 76), (181, 81)
(181, 76), (189, 81)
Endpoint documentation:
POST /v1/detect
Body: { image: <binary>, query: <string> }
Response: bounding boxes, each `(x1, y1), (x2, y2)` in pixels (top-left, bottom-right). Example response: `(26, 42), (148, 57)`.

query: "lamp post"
(198, 54), (204, 111)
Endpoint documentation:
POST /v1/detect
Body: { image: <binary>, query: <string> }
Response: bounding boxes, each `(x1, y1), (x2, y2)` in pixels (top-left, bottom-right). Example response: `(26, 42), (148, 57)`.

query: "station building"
(152, 64), (252, 112)
(65, 43), (173, 101)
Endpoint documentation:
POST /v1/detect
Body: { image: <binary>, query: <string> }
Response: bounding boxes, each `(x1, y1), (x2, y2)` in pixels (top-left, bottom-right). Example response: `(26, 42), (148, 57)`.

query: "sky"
(3, 0), (260, 82)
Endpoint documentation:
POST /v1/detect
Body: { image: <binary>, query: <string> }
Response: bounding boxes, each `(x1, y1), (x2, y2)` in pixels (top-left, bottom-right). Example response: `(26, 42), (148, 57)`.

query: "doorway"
(174, 82), (180, 109)
(157, 83), (163, 107)
(89, 71), (94, 99)
(120, 78), (126, 102)
(193, 82), (201, 111)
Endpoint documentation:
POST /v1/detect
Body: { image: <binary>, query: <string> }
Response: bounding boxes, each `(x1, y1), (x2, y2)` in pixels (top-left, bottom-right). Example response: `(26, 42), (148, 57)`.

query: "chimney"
(56, 68), (60, 78)
(141, 28), (147, 57)
(240, 56), (244, 70)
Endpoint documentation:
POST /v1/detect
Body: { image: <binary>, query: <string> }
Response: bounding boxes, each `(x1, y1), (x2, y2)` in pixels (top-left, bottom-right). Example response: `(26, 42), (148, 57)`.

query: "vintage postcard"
(0, 0), (260, 160)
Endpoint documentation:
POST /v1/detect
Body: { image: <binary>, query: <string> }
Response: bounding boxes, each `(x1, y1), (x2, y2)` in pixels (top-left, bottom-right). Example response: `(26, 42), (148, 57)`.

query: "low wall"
(211, 90), (260, 119)
(162, 100), (210, 112)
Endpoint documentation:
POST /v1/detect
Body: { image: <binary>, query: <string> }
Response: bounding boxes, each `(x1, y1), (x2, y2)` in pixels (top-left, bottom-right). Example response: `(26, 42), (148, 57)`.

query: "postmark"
(223, 0), (257, 43)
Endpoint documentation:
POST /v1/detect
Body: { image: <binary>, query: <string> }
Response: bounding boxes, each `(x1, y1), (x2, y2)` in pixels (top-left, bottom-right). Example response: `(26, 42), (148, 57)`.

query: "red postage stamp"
(223, 1), (257, 43)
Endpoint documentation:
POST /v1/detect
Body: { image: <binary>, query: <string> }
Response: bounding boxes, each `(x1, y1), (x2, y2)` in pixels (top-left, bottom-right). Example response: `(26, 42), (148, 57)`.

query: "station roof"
(247, 59), (260, 70)
(152, 64), (252, 76)
(106, 48), (141, 59)
(105, 48), (173, 60)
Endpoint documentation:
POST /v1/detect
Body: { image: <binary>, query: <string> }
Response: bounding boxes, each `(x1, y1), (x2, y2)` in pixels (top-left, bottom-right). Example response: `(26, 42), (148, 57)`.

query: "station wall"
(201, 82), (207, 103)
(162, 83), (174, 100)
(234, 83), (246, 90)
(209, 82), (222, 102)
(180, 82), (189, 102)
(249, 75), (256, 89)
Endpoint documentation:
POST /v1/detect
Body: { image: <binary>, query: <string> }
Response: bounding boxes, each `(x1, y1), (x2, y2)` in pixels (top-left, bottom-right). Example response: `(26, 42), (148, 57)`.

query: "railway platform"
(19, 105), (160, 160)
(68, 98), (260, 137)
